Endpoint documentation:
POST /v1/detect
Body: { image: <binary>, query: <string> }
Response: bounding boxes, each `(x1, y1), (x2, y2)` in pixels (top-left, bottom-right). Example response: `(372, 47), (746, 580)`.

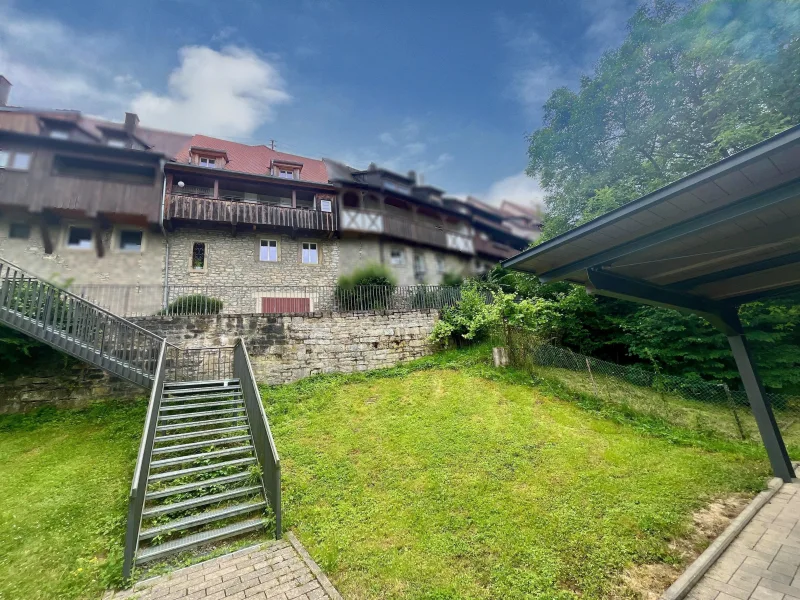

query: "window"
(49, 130), (70, 140)
(301, 242), (318, 264)
(199, 157), (217, 168)
(191, 242), (207, 271)
(106, 138), (127, 148)
(389, 248), (405, 265)
(259, 239), (278, 262)
(1, 151), (32, 171)
(54, 155), (155, 185)
(119, 230), (143, 251)
(9, 223), (30, 240)
(319, 199), (332, 213)
(278, 169), (294, 179)
(414, 253), (426, 274)
(436, 255), (446, 273)
(66, 226), (93, 249)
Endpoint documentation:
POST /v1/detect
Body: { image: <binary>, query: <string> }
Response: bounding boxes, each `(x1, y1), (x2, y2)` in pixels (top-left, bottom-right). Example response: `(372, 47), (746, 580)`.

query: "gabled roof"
(173, 134), (329, 183)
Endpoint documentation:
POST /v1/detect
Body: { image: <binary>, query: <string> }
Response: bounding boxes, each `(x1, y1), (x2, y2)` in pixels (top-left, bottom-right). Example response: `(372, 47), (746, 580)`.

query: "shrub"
(441, 272), (464, 287)
(161, 294), (223, 315)
(336, 264), (396, 311)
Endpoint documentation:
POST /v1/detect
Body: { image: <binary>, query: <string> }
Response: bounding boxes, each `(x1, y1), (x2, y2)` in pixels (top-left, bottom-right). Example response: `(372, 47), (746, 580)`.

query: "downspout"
(158, 162), (170, 312)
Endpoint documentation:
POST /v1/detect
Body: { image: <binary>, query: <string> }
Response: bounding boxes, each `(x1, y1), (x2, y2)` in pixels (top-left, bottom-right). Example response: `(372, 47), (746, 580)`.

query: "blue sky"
(0, 0), (640, 205)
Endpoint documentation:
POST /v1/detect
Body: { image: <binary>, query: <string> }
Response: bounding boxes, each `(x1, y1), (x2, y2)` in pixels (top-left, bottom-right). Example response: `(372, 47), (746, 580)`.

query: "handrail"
(233, 338), (281, 538)
(122, 340), (167, 579)
(0, 258), (167, 387)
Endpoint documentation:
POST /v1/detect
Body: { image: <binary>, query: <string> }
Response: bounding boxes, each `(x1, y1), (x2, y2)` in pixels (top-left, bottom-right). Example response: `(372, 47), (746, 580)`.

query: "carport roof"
(502, 124), (800, 309)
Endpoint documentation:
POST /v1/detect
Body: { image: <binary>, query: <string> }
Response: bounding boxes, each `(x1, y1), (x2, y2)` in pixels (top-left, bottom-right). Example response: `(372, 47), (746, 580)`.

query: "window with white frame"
(49, 130), (70, 140)
(0, 150), (32, 171)
(118, 230), (143, 251)
(301, 242), (319, 264)
(389, 248), (405, 265)
(199, 157), (217, 168)
(414, 253), (426, 274)
(278, 169), (294, 179)
(0, 151), (8, 168)
(66, 226), (93, 249)
(106, 138), (127, 148)
(259, 239), (278, 262)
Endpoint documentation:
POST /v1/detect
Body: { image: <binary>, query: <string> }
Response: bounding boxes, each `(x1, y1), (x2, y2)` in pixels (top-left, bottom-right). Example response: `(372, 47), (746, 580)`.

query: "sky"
(0, 0), (642, 207)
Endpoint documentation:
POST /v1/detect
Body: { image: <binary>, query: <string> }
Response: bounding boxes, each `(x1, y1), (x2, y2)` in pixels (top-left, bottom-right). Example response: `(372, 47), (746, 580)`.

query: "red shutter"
(261, 297), (311, 313)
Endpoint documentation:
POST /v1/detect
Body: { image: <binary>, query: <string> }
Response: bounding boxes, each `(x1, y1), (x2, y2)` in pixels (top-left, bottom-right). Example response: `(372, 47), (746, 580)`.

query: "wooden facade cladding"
(473, 236), (521, 260)
(0, 132), (163, 223)
(340, 208), (475, 255)
(165, 193), (338, 233)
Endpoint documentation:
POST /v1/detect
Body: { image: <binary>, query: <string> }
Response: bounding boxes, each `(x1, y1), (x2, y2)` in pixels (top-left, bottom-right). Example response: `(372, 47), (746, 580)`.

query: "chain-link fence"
(500, 327), (800, 454)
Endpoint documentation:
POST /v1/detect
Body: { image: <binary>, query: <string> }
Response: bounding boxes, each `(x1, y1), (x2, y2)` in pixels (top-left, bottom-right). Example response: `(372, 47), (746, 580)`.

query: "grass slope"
(0, 402), (145, 600)
(262, 349), (771, 600)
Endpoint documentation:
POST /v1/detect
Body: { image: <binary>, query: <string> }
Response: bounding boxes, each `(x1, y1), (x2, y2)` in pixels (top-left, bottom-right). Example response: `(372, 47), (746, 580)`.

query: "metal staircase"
(0, 259), (281, 578)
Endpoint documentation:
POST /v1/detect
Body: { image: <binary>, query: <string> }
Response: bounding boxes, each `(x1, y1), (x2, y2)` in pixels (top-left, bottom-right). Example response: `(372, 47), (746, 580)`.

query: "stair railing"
(0, 258), (165, 387)
(122, 339), (168, 579)
(233, 338), (281, 538)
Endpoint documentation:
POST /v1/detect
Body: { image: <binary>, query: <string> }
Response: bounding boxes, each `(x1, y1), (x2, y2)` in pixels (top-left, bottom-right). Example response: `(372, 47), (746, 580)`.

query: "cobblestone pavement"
(106, 533), (342, 600)
(686, 481), (800, 600)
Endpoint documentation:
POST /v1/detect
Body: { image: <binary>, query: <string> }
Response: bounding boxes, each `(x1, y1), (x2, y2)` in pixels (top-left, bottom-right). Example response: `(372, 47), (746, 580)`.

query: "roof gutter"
(158, 160), (170, 311)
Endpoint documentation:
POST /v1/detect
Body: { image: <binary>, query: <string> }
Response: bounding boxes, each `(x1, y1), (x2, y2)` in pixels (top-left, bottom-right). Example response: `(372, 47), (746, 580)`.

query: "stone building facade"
(338, 237), (471, 286)
(0, 212), (165, 286)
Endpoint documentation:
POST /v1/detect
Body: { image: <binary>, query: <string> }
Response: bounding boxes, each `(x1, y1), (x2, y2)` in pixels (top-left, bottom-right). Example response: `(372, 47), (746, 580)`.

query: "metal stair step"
(158, 408), (246, 422)
(146, 471), (254, 500)
(164, 385), (242, 396)
(152, 435), (252, 455)
(164, 379), (240, 389)
(155, 425), (250, 442)
(138, 501), (266, 541)
(136, 518), (265, 564)
(159, 400), (244, 412)
(143, 485), (263, 518)
(161, 392), (243, 404)
(150, 445), (254, 469)
(156, 416), (247, 432)
(148, 457), (257, 483)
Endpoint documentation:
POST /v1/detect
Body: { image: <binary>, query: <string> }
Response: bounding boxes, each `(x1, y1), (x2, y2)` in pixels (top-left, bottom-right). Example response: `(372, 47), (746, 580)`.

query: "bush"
(441, 272), (464, 287)
(160, 294), (223, 315)
(336, 264), (396, 311)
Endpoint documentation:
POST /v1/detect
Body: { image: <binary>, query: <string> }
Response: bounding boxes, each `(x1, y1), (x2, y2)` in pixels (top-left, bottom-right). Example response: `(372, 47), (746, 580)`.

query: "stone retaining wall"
(133, 309), (438, 384)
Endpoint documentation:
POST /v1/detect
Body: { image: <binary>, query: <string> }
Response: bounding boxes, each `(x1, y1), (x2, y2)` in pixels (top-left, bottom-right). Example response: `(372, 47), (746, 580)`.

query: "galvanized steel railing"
(122, 340), (167, 579)
(0, 259), (165, 387)
(165, 346), (236, 382)
(234, 338), (281, 538)
(74, 284), (465, 317)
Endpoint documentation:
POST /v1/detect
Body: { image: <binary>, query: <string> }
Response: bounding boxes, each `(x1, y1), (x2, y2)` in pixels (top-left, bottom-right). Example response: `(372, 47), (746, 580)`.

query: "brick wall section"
(133, 310), (438, 384)
(0, 364), (143, 414)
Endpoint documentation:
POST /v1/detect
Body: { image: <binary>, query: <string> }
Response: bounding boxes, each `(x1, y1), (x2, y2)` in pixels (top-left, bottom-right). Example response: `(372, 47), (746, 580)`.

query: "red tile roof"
(173, 135), (329, 184)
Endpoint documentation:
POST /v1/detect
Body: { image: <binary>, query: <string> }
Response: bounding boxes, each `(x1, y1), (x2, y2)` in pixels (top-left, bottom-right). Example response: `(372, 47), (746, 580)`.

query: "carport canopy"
(502, 124), (800, 481)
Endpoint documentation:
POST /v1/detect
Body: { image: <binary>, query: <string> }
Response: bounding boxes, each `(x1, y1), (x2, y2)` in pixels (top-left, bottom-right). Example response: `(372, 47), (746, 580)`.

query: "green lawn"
(0, 402), (145, 600)
(0, 349), (773, 600)
(262, 350), (771, 600)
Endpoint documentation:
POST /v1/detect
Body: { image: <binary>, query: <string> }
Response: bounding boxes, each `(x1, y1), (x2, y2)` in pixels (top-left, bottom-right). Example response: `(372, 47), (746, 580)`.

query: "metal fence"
(501, 327), (800, 452)
(165, 346), (235, 382)
(73, 284), (464, 317)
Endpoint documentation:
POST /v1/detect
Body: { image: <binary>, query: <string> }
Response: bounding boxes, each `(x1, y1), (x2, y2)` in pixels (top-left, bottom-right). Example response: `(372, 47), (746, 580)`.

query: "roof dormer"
(190, 146), (228, 169)
(270, 159), (303, 180)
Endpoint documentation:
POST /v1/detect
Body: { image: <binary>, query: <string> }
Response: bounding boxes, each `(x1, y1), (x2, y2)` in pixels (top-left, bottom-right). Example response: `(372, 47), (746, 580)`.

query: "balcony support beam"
(213, 179), (219, 199)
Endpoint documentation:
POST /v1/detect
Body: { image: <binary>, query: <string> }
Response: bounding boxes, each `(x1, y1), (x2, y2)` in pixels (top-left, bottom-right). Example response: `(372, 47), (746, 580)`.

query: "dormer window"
(49, 130), (70, 140)
(199, 157), (217, 168)
(278, 169), (294, 179)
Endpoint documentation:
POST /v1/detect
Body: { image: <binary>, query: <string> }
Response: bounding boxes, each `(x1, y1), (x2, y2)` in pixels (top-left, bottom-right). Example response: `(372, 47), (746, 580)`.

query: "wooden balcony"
(341, 208), (474, 255)
(165, 193), (337, 233)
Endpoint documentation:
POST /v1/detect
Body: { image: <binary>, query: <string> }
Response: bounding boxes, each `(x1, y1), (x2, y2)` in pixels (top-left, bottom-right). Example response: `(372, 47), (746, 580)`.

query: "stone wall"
(0, 364), (144, 414)
(133, 309), (438, 384)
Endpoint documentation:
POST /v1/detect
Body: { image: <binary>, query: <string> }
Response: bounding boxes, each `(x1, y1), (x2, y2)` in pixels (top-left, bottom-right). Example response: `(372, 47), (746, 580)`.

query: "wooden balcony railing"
(473, 237), (521, 260)
(166, 193), (337, 233)
(341, 208), (474, 255)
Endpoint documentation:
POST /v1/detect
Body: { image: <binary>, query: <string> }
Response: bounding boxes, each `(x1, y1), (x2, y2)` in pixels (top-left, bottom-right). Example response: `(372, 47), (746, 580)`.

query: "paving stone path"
(106, 533), (342, 600)
(686, 481), (800, 600)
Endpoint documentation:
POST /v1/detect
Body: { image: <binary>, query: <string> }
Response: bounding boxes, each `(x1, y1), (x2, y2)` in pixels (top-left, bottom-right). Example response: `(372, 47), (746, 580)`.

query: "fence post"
(585, 357), (598, 397)
(722, 383), (747, 440)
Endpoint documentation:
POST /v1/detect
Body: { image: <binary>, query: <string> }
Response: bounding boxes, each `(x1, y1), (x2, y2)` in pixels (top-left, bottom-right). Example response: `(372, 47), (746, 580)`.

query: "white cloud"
(404, 142), (426, 155)
(484, 172), (544, 208)
(131, 46), (290, 137)
(512, 64), (571, 114)
(379, 132), (397, 146)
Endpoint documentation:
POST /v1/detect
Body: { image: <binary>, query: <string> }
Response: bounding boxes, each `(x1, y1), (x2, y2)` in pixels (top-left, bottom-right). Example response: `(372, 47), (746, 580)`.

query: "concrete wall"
(0, 212), (165, 285)
(133, 310), (438, 385)
(166, 227), (340, 288)
(338, 236), (472, 286)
